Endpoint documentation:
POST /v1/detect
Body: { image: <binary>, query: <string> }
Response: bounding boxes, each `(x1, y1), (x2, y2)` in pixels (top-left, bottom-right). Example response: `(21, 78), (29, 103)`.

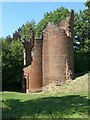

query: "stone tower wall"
(33, 39), (43, 71)
(68, 11), (74, 79)
(42, 10), (74, 86)
(28, 39), (43, 92)
(42, 30), (49, 86)
(23, 10), (74, 92)
(43, 24), (69, 86)
(58, 11), (74, 80)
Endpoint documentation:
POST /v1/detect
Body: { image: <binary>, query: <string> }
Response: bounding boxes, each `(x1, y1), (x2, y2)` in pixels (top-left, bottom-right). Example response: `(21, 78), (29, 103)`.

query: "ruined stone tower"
(22, 10), (74, 93)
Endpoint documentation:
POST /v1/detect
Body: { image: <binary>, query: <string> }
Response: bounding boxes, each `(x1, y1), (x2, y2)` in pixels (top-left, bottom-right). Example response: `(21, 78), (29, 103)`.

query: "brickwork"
(42, 30), (49, 86)
(22, 10), (74, 92)
(23, 61), (42, 92)
(33, 39), (43, 71)
(23, 39), (43, 92)
(29, 39), (43, 92)
(43, 23), (69, 86)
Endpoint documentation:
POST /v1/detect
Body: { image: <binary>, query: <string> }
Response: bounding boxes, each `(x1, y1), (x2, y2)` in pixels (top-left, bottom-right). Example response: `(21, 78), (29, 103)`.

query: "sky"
(1, 2), (86, 38)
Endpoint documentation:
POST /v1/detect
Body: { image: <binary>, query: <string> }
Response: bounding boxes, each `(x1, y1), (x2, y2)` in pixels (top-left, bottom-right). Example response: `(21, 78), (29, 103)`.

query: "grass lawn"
(1, 72), (89, 119)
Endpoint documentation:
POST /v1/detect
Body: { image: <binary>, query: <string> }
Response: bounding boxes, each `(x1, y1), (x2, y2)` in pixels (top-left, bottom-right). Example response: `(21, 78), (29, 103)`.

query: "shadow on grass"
(2, 95), (89, 119)
(74, 71), (89, 78)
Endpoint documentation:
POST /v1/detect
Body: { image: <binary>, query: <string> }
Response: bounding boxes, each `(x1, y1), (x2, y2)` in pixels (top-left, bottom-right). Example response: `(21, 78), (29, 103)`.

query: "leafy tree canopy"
(2, 40), (23, 89)
(36, 7), (70, 37)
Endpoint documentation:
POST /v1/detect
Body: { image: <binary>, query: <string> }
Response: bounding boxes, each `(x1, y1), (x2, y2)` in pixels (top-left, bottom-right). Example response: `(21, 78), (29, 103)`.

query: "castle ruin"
(22, 10), (74, 93)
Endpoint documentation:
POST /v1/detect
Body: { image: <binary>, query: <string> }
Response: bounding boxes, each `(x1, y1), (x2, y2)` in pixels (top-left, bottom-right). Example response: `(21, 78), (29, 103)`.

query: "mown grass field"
(1, 72), (89, 119)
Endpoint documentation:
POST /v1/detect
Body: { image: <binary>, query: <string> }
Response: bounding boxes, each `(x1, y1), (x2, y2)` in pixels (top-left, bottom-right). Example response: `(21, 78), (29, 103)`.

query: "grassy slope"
(1, 72), (89, 119)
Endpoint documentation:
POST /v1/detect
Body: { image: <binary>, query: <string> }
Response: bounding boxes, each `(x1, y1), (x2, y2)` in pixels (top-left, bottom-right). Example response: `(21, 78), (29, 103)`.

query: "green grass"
(1, 72), (89, 119)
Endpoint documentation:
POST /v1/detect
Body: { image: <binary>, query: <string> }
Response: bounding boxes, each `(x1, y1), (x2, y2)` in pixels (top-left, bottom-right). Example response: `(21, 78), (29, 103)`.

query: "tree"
(74, 1), (90, 73)
(2, 20), (36, 90)
(35, 7), (70, 37)
(19, 20), (36, 40)
(12, 20), (36, 42)
(2, 39), (23, 90)
(74, 2), (90, 53)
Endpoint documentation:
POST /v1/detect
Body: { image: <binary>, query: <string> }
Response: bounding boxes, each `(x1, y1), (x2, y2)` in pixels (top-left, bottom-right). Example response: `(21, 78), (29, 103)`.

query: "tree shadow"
(74, 71), (89, 78)
(2, 81), (22, 93)
(2, 95), (89, 119)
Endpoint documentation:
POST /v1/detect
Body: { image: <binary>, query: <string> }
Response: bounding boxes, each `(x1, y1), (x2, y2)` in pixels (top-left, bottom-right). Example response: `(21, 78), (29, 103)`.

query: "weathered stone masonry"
(22, 10), (74, 93)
